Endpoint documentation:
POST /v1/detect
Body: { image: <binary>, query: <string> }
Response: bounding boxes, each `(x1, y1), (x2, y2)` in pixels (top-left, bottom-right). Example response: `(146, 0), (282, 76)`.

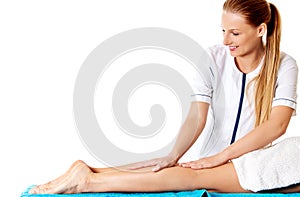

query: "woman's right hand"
(126, 155), (178, 172)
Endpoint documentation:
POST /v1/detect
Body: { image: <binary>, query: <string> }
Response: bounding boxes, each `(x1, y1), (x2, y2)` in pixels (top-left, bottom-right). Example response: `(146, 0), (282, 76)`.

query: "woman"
(29, 0), (299, 194)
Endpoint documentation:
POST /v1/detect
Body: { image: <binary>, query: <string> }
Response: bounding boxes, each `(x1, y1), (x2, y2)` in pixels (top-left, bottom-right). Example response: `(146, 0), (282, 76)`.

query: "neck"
(235, 44), (265, 74)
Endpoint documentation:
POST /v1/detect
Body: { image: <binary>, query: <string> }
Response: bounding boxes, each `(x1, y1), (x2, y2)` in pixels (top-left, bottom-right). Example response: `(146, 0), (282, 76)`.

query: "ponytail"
(254, 3), (281, 126)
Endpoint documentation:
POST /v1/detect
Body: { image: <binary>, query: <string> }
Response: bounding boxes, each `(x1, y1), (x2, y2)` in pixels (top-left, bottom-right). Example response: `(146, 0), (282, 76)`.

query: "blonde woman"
(30, 0), (299, 194)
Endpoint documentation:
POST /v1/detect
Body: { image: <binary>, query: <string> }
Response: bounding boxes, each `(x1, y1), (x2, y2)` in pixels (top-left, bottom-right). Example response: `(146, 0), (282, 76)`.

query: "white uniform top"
(191, 45), (298, 157)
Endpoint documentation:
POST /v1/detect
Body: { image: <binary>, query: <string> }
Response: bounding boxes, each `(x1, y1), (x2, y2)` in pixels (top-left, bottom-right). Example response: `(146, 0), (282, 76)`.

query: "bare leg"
(90, 162), (153, 173)
(88, 161), (247, 193)
(30, 160), (248, 194)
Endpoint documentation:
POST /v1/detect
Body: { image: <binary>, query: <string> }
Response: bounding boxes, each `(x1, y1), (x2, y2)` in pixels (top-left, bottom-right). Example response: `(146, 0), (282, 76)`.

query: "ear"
(257, 23), (267, 37)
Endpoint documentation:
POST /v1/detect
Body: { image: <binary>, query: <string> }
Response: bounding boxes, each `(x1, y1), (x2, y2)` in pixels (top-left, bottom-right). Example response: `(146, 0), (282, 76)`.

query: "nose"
(223, 33), (231, 46)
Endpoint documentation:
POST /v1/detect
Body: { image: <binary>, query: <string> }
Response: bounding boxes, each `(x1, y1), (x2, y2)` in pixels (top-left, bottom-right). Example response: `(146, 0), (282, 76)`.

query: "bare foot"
(29, 160), (92, 194)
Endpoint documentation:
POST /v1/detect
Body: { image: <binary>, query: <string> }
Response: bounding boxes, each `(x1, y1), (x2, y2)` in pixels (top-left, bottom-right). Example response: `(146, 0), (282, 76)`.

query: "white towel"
(232, 137), (300, 192)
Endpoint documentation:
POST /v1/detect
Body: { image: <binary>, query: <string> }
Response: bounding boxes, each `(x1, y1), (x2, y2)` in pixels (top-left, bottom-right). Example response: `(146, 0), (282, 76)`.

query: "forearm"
(223, 122), (283, 160)
(169, 102), (209, 160)
(169, 117), (204, 160)
(223, 106), (293, 160)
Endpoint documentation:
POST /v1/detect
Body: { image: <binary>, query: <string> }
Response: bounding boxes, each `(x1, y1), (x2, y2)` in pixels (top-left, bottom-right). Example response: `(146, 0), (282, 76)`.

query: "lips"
(229, 46), (238, 51)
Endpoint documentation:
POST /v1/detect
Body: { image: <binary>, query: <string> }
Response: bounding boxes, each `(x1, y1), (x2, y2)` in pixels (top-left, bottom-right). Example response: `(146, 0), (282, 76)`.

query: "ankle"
(78, 170), (94, 193)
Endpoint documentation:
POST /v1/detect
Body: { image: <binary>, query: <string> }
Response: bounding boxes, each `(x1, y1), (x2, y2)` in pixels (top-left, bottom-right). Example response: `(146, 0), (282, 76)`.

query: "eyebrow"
(221, 27), (241, 31)
(220, 25), (241, 31)
(227, 29), (241, 31)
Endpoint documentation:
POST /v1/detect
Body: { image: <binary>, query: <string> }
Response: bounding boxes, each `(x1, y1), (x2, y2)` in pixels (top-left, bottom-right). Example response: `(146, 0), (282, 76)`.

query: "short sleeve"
(190, 48), (215, 104)
(190, 70), (213, 104)
(273, 53), (298, 114)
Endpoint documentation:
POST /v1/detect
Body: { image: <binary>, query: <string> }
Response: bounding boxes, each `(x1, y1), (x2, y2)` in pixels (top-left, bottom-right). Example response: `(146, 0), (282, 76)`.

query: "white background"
(0, 1), (299, 196)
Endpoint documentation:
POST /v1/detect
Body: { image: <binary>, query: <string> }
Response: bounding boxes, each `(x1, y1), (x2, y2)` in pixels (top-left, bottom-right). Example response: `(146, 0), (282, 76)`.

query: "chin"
(229, 51), (238, 57)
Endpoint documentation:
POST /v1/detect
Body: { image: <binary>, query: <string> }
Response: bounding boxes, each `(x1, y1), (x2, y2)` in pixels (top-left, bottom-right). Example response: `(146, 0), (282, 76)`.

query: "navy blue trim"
(273, 98), (297, 104)
(230, 73), (246, 144)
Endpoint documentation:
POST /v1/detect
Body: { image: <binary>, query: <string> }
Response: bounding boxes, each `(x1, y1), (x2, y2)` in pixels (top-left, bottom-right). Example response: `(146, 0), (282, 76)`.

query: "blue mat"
(21, 186), (300, 197)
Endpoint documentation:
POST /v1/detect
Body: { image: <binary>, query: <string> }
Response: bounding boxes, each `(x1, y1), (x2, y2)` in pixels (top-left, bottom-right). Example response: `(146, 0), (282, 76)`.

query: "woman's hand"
(126, 155), (178, 172)
(179, 152), (229, 169)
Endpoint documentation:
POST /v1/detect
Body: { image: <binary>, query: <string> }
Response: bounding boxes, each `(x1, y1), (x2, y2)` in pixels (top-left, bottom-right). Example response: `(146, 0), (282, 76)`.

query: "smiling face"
(221, 11), (266, 58)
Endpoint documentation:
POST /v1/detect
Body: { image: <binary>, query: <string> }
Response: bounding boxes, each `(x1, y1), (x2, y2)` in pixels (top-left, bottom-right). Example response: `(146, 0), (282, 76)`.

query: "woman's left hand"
(179, 152), (229, 169)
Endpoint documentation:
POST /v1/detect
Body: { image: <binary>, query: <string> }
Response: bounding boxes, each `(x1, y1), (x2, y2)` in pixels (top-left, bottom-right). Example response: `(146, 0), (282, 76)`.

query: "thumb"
(152, 164), (161, 172)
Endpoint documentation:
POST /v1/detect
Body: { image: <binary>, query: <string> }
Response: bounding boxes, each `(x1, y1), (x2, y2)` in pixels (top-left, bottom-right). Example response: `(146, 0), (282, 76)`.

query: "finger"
(151, 165), (161, 172)
(191, 162), (214, 170)
(179, 163), (192, 168)
(152, 161), (168, 172)
(190, 166), (203, 170)
(126, 163), (144, 170)
(152, 160), (172, 172)
(190, 163), (204, 170)
(178, 161), (191, 165)
(127, 160), (155, 170)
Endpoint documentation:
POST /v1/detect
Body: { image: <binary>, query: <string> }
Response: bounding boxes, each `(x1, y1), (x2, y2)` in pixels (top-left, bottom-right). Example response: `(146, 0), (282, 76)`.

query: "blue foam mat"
(21, 186), (300, 197)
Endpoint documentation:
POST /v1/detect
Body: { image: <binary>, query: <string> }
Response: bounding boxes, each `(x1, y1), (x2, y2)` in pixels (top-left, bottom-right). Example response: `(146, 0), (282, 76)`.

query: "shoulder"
(274, 52), (298, 92)
(278, 51), (298, 74)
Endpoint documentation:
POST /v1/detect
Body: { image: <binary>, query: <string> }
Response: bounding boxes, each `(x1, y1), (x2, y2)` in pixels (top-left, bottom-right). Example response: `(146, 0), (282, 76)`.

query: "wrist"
(168, 151), (180, 162)
(221, 147), (234, 161)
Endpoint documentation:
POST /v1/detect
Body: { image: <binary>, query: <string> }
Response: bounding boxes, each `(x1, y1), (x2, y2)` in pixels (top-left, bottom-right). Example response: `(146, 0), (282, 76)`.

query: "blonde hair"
(223, 0), (282, 127)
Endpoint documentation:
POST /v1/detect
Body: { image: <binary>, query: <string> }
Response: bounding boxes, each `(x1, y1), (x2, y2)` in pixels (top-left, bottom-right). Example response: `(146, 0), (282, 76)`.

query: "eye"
(232, 32), (240, 36)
